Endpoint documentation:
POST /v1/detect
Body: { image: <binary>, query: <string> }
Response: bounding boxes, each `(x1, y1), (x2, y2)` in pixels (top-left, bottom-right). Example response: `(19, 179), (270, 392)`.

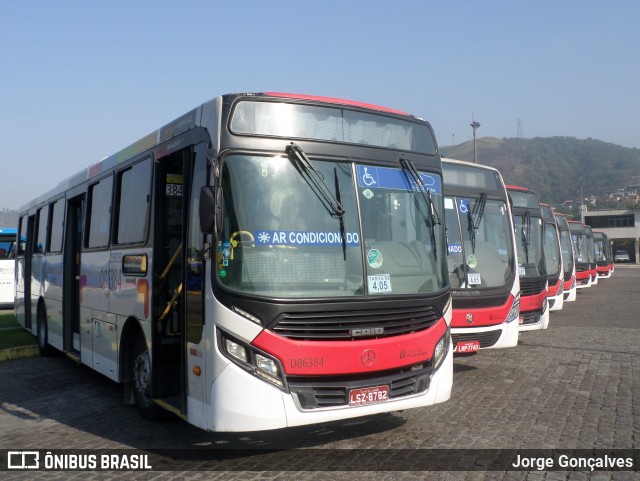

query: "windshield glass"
(571, 232), (589, 263)
(444, 196), (514, 288)
(513, 215), (545, 277)
(594, 239), (607, 261)
(217, 154), (446, 298)
(0, 235), (15, 259)
(558, 229), (574, 273)
(543, 224), (562, 277)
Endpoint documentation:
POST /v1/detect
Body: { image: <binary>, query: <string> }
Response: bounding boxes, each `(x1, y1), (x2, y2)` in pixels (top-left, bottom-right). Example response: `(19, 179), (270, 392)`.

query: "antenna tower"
(516, 118), (523, 138)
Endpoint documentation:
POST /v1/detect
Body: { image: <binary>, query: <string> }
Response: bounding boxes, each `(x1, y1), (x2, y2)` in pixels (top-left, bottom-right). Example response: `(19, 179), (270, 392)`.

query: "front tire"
(132, 335), (162, 420)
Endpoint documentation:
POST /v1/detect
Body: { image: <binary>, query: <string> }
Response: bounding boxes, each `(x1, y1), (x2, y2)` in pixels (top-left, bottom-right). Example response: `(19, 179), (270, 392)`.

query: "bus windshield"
(558, 229), (574, 274)
(514, 215), (544, 277)
(543, 224), (562, 277)
(571, 232), (589, 263)
(445, 196), (514, 288)
(218, 154), (446, 298)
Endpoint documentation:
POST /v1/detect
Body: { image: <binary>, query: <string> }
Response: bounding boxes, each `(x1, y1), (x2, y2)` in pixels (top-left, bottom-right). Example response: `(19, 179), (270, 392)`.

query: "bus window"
(86, 176), (113, 249)
(114, 158), (152, 245)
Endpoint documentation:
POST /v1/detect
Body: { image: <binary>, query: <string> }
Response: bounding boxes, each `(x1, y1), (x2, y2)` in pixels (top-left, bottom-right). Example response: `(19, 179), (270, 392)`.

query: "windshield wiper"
(521, 212), (531, 264)
(286, 143), (345, 219)
(334, 167), (347, 260)
(466, 193), (487, 254)
(399, 156), (441, 260)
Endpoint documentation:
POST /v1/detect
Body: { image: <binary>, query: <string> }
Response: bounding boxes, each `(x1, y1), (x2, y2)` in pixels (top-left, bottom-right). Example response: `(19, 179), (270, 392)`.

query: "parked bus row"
(9, 92), (616, 434)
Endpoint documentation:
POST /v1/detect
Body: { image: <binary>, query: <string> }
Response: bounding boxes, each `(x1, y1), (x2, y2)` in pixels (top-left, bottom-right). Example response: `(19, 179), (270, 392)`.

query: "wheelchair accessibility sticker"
(356, 165), (441, 194)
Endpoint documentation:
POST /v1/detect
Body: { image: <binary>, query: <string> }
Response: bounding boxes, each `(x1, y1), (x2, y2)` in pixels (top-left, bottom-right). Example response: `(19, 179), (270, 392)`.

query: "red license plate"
(349, 385), (389, 406)
(456, 340), (480, 353)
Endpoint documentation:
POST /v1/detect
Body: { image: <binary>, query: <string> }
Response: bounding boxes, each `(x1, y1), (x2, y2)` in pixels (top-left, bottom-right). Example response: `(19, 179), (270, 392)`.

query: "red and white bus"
(15, 92), (453, 432)
(554, 213), (577, 302)
(505, 185), (549, 330)
(442, 158), (519, 353)
(541, 204), (564, 312)
(584, 225), (598, 286)
(568, 220), (592, 289)
(593, 231), (614, 279)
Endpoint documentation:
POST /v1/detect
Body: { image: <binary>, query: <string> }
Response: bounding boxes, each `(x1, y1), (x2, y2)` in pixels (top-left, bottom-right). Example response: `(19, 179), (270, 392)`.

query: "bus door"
(152, 148), (190, 411)
(63, 196), (84, 352)
(22, 215), (36, 331)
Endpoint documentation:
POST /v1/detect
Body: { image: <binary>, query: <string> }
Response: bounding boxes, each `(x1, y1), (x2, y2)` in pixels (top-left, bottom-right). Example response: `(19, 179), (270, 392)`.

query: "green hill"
(440, 137), (640, 204)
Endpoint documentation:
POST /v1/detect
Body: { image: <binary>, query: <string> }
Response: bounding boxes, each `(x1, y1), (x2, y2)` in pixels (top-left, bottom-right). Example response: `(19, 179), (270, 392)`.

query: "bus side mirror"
(199, 186), (223, 234)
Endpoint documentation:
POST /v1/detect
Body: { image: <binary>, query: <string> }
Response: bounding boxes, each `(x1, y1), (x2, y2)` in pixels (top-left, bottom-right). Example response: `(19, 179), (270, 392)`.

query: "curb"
(0, 345), (40, 362)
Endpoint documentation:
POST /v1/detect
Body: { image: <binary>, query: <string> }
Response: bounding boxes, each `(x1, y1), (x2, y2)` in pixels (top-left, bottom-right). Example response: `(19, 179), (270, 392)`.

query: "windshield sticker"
(467, 273), (481, 285)
(368, 274), (392, 293)
(516, 256), (523, 267)
(466, 255), (477, 269)
(222, 241), (231, 267)
(444, 197), (454, 209)
(356, 165), (442, 195)
(254, 230), (360, 247)
(518, 266), (526, 276)
(367, 249), (384, 268)
(458, 199), (470, 213)
(362, 188), (374, 200)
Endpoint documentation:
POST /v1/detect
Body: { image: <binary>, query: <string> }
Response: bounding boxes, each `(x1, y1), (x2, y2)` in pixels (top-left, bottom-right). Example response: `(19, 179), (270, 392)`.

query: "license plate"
(349, 385), (389, 406)
(456, 340), (480, 353)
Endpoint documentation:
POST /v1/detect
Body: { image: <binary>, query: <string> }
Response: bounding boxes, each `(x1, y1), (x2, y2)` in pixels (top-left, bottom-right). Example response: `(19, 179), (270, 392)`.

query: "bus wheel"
(132, 336), (162, 420)
(37, 305), (56, 357)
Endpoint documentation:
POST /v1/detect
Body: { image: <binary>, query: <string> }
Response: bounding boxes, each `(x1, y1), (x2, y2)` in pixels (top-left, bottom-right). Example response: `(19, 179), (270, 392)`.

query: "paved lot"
(0, 267), (638, 480)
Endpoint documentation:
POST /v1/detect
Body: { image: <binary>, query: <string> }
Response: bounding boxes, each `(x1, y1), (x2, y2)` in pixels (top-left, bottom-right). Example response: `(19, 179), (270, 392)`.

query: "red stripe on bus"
(263, 92), (410, 116)
(521, 288), (547, 311)
(451, 294), (515, 328)
(251, 320), (447, 376)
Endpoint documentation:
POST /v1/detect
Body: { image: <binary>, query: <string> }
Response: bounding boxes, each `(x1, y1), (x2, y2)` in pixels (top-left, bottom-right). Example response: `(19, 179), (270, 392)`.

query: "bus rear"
(0, 228), (16, 309)
(442, 159), (519, 353)
(506, 186), (549, 330)
(541, 204), (564, 311)
(554, 213), (577, 302)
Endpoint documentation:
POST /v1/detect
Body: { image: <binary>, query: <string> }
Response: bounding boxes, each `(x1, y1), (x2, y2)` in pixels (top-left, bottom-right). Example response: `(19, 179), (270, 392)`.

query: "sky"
(1, 0), (640, 210)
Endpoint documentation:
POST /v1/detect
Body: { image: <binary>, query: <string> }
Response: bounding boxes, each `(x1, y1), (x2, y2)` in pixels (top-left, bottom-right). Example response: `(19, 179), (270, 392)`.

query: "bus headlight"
(224, 339), (248, 363)
(219, 331), (285, 389)
(432, 328), (450, 371)
(505, 293), (520, 323)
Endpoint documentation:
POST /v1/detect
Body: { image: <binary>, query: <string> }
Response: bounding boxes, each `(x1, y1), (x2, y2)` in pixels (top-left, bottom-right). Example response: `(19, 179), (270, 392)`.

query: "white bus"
(541, 203), (564, 312)
(0, 227), (17, 309)
(16, 92), (453, 432)
(554, 213), (577, 303)
(442, 159), (519, 353)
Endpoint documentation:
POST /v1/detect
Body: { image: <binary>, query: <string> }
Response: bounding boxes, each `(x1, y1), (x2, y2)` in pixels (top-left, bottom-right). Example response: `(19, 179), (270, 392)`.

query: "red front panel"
(575, 270), (590, 281)
(547, 278), (562, 297)
(521, 289), (547, 312)
(252, 320), (447, 376)
(451, 295), (515, 328)
(563, 275), (575, 291)
(597, 265), (611, 274)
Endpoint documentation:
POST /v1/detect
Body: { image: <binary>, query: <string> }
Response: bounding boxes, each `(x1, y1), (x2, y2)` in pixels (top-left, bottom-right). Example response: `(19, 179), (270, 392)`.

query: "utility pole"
(470, 114), (480, 163)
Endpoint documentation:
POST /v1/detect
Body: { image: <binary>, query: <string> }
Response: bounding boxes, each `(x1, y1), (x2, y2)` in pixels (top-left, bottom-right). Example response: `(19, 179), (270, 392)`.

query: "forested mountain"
(440, 137), (640, 204)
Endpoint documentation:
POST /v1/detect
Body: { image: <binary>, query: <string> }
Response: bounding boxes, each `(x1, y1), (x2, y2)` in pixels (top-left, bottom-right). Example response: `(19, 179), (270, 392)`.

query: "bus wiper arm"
(400, 156), (440, 260)
(467, 193), (486, 254)
(334, 167), (347, 261)
(286, 142), (345, 219)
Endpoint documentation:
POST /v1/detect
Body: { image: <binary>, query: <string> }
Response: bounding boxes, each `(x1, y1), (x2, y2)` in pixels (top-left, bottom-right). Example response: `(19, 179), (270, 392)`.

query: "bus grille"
(520, 278), (546, 297)
(288, 363), (433, 409)
(273, 306), (440, 341)
(452, 330), (502, 348)
(520, 309), (542, 325)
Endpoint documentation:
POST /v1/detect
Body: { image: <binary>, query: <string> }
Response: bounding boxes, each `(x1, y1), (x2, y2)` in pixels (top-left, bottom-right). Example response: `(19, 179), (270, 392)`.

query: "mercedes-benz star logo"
(361, 349), (376, 367)
(466, 313), (474, 324)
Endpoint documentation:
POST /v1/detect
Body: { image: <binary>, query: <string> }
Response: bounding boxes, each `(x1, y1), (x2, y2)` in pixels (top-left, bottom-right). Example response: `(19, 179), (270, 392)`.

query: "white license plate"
(368, 274), (392, 293)
(467, 273), (481, 285)
(349, 385), (389, 406)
